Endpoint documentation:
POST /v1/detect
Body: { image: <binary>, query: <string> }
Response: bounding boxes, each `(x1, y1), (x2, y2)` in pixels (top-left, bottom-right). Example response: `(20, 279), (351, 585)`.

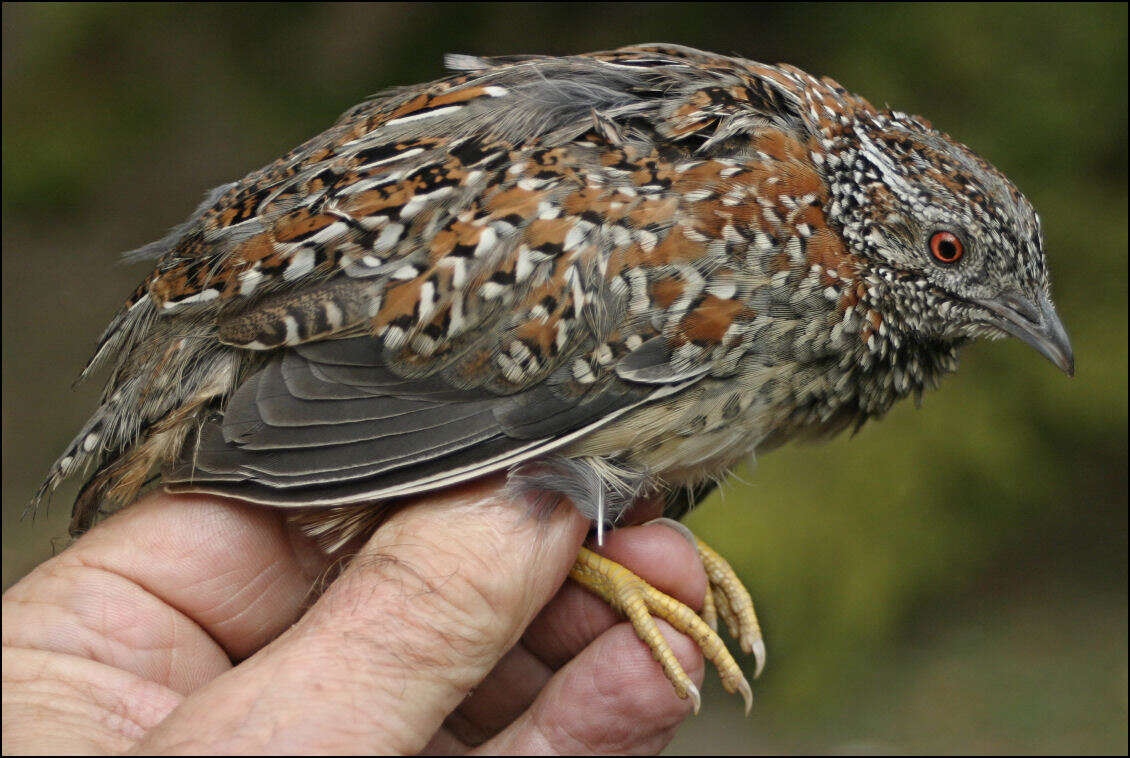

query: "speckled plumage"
(34, 44), (1072, 549)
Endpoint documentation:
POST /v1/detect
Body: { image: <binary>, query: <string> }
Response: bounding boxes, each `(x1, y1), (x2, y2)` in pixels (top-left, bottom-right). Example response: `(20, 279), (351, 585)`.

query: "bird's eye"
(929, 231), (964, 264)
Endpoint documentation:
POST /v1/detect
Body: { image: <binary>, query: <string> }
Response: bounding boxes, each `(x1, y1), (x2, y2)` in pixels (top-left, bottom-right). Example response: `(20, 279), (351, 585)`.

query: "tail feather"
(27, 405), (121, 523)
(32, 334), (243, 534)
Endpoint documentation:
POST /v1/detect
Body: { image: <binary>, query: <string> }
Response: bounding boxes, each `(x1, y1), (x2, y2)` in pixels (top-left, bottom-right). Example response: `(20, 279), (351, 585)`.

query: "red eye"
(929, 231), (964, 264)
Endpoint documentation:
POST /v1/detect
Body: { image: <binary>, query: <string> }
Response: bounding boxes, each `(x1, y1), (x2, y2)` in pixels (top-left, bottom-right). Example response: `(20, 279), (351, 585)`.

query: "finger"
(421, 727), (469, 755)
(134, 475), (590, 754)
(445, 522), (707, 743)
(2, 646), (185, 754)
(3, 492), (329, 694)
(523, 521), (707, 669)
(480, 619), (704, 754)
(442, 643), (552, 746)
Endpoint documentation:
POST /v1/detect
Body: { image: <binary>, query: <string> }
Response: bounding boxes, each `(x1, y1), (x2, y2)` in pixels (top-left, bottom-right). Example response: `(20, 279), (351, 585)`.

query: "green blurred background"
(3, 3), (1126, 753)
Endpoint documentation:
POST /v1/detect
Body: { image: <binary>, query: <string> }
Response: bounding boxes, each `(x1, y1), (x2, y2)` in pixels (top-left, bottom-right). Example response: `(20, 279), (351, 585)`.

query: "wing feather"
(150, 47), (804, 510)
(165, 336), (697, 505)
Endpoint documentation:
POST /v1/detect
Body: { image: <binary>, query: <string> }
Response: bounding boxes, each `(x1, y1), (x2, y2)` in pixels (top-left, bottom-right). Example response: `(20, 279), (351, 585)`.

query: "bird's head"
(824, 109), (1074, 376)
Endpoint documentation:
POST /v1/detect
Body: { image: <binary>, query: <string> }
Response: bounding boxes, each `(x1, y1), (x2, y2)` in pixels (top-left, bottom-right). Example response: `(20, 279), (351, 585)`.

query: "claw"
(736, 675), (753, 716)
(686, 680), (702, 715)
(751, 637), (766, 679)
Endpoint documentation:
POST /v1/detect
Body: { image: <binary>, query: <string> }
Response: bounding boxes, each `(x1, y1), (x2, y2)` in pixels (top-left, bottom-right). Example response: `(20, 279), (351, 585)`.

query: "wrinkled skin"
(3, 478), (709, 755)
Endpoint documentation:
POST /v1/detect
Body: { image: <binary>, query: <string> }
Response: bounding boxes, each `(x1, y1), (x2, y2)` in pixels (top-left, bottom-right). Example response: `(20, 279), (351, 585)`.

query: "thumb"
(136, 475), (589, 754)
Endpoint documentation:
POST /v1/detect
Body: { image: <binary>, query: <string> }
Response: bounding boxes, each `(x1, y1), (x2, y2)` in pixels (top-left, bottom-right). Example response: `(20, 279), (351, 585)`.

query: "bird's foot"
(696, 537), (765, 678)
(570, 545), (755, 715)
(646, 517), (766, 678)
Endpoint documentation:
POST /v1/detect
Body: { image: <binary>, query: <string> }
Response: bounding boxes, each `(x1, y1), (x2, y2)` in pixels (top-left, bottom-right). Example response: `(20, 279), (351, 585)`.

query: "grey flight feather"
(169, 337), (672, 503)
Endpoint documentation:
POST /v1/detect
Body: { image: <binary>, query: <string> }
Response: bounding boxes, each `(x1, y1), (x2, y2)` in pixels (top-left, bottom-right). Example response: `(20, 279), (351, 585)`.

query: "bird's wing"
(79, 47), (840, 512)
(164, 337), (698, 507)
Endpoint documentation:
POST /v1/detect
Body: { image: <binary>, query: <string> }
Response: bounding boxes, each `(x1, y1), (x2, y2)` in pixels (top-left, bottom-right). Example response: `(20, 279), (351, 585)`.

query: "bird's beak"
(974, 292), (1074, 376)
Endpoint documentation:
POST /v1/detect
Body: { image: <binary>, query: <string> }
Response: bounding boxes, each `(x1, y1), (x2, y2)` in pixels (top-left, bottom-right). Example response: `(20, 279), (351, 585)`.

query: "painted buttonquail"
(33, 43), (1074, 712)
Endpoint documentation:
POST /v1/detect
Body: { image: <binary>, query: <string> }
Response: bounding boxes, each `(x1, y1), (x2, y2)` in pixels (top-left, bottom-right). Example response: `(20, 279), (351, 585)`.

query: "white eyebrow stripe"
(854, 127), (920, 205)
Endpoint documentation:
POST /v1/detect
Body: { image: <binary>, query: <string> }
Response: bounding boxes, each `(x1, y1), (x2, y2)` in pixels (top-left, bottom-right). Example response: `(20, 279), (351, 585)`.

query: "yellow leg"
(643, 517), (767, 679)
(695, 539), (766, 678)
(570, 546), (753, 714)
(701, 583), (718, 631)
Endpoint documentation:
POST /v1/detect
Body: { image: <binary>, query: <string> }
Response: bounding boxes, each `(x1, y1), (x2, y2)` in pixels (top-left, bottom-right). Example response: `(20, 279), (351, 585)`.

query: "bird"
(31, 43), (1074, 714)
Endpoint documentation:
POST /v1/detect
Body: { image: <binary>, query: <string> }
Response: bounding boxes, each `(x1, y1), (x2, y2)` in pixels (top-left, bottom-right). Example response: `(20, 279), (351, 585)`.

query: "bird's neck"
(760, 269), (964, 446)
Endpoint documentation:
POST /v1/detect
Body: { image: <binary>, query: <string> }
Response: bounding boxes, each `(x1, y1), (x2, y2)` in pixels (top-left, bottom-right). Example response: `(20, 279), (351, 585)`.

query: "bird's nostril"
(999, 293), (1043, 325)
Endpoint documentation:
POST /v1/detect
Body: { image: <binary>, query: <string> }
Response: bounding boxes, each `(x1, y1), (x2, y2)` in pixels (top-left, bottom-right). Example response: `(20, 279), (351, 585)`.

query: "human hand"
(2, 476), (707, 754)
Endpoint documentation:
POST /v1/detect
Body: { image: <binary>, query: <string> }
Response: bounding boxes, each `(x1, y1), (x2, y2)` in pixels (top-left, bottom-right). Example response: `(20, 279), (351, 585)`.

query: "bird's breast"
(562, 373), (783, 488)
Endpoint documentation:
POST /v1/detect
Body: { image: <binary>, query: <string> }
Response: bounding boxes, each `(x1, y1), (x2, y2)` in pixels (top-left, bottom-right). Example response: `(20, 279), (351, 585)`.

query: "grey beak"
(974, 292), (1075, 376)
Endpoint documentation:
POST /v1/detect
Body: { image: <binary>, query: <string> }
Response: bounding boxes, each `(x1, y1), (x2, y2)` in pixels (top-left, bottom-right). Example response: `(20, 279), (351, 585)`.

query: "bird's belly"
(563, 382), (772, 489)
(632, 424), (760, 488)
